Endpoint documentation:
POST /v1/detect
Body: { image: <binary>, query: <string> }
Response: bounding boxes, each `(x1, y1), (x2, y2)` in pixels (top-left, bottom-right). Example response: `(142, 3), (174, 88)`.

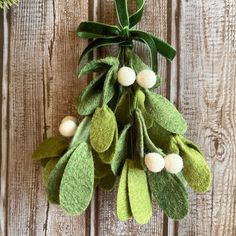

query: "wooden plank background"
(0, 0), (235, 235)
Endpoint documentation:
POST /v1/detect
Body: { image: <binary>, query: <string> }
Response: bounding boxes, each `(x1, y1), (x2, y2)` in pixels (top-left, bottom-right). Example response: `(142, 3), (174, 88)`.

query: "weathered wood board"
(0, 0), (236, 235)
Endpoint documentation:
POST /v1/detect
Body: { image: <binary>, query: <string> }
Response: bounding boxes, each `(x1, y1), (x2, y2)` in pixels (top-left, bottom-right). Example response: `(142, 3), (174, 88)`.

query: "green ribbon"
(77, 0), (176, 72)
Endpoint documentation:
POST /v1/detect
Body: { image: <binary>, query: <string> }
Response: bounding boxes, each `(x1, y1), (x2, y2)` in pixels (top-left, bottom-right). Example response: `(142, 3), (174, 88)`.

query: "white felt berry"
(144, 153), (165, 173)
(59, 116), (77, 137)
(117, 66), (136, 86)
(136, 69), (156, 88)
(164, 153), (183, 174)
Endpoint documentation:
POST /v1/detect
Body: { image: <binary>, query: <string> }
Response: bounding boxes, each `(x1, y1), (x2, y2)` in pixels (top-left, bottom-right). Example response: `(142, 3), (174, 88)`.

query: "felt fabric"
(175, 135), (212, 193)
(93, 152), (111, 178)
(128, 160), (152, 224)
(148, 121), (180, 154)
(99, 171), (116, 191)
(77, 73), (105, 116)
(40, 158), (51, 167)
(69, 116), (91, 148)
(131, 53), (161, 89)
(98, 125), (118, 164)
(78, 57), (119, 78)
(134, 89), (153, 129)
(111, 124), (131, 175)
(47, 147), (76, 203)
(32, 137), (69, 160)
(60, 142), (94, 215)
(144, 89), (187, 135)
(43, 158), (59, 186)
(115, 91), (131, 127)
(90, 104), (117, 153)
(148, 170), (189, 220)
(116, 160), (132, 221)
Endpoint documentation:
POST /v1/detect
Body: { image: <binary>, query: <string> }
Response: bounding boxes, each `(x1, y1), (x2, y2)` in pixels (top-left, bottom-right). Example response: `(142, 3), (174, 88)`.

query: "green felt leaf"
(116, 160), (132, 221)
(90, 105), (117, 153)
(94, 177), (100, 190)
(98, 125), (118, 164)
(134, 89), (153, 129)
(115, 91), (131, 127)
(93, 152), (111, 178)
(148, 121), (179, 154)
(78, 57), (119, 78)
(175, 135), (212, 193)
(77, 73), (105, 116)
(102, 66), (118, 104)
(99, 171), (116, 191)
(60, 142), (94, 215)
(32, 137), (69, 160)
(70, 116), (91, 148)
(148, 170), (189, 220)
(111, 124), (131, 175)
(43, 158), (59, 186)
(144, 90), (188, 134)
(47, 147), (76, 203)
(128, 160), (152, 224)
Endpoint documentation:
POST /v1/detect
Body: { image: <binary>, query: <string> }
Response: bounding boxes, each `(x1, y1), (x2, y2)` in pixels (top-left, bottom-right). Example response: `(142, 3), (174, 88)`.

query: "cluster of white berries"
(118, 66), (156, 89)
(59, 116), (77, 137)
(144, 152), (183, 174)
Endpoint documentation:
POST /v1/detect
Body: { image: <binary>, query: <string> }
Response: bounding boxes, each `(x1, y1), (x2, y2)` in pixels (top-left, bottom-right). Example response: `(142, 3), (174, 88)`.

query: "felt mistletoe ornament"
(33, 0), (212, 223)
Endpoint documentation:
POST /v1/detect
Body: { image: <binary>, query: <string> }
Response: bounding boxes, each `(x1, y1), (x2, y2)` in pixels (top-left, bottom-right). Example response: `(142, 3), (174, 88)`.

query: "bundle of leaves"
(32, 0), (212, 224)
(0, 0), (18, 8)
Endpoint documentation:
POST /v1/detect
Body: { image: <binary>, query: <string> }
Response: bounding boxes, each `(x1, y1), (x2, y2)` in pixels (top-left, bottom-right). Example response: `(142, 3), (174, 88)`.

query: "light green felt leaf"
(32, 137), (69, 160)
(90, 105), (117, 153)
(78, 57), (119, 78)
(148, 170), (189, 220)
(60, 142), (94, 215)
(77, 73), (105, 116)
(70, 116), (91, 148)
(116, 160), (132, 221)
(99, 171), (116, 191)
(131, 53), (161, 88)
(134, 89), (153, 129)
(93, 152), (110, 178)
(98, 125), (118, 164)
(43, 158), (59, 186)
(111, 124), (131, 175)
(128, 160), (152, 224)
(148, 121), (179, 154)
(115, 91), (131, 127)
(144, 90), (188, 134)
(175, 135), (212, 193)
(47, 147), (76, 203)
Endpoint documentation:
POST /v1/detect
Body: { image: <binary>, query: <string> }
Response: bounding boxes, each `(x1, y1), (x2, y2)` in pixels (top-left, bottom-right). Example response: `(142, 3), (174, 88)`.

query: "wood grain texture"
(94, 1), (169, 235)
(176, 1), (236, 235)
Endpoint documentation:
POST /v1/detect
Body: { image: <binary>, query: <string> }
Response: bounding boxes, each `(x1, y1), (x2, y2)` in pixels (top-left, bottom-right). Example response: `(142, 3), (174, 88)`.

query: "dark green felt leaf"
(90, 105), (117, 153)
(99, 171), (116, 191)
(135, 110), (144, 163)
(40, 158), (51, 167)
(60, 142), (94, 215)
(144, 90), (187, 134)
(77, 73), (105, 116)
(93, 152), (111, 178)
(32, 137), (69, 160)
(115, 91), (131, 127)
(111, 124), (131, 175)
(116, 160), (132, 221)
(98, 125), (118, 164)
(78, 57), (119, 78)
(43, 158), (59, 186)
(69, 116), (91, 148)
(128, 160), (152, 224)
(148, 170), (189, 220)
(47, 147), (76, 203)
(175, 135), (212, 193)
(134, 89), (153, 129)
